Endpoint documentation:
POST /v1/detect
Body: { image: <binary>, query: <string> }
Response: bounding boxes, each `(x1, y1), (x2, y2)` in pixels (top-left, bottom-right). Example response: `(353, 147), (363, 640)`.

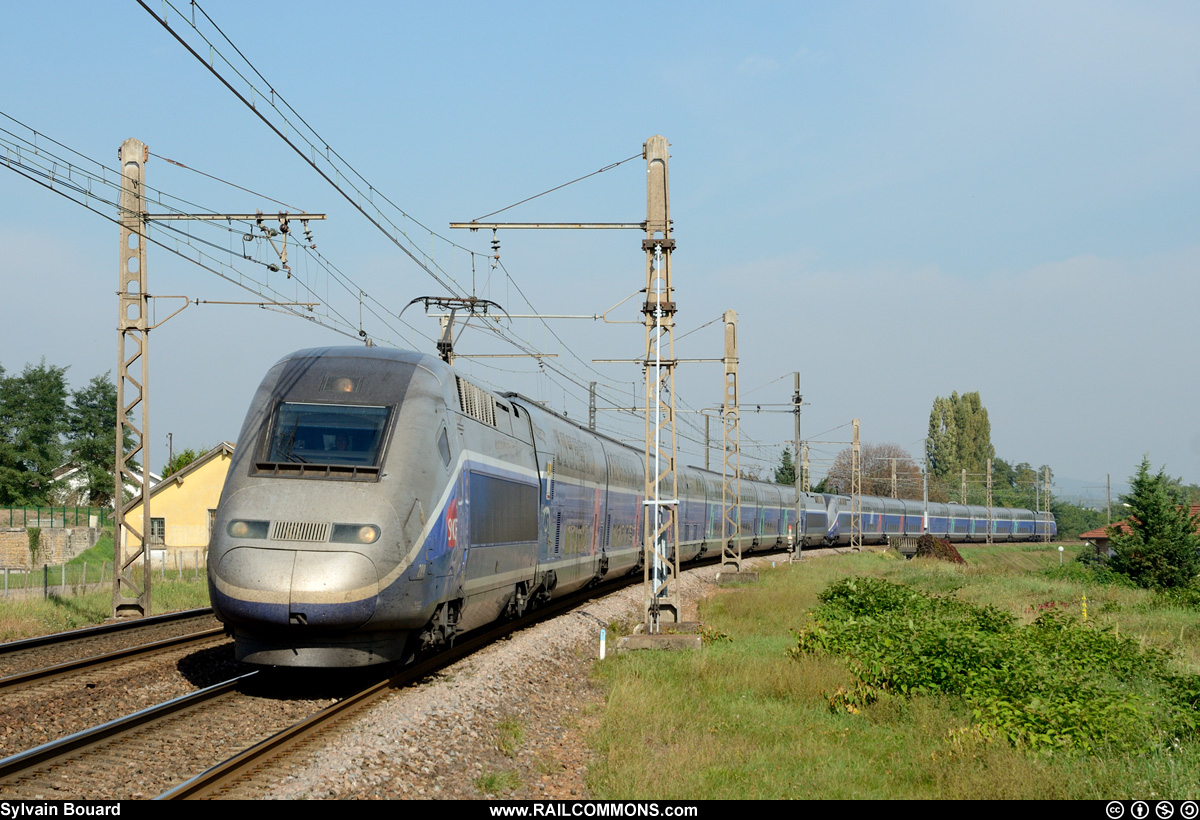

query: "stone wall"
(0, 527), (100, 569)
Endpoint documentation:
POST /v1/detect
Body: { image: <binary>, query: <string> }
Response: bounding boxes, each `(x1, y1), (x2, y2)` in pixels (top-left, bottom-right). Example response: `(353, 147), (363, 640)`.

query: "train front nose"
(208, 508), (410, 667)
(213, 545), (380, 629)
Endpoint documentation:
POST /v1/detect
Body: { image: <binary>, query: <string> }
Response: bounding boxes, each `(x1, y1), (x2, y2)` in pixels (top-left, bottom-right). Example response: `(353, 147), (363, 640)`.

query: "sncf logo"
(446, 498), (458, 549)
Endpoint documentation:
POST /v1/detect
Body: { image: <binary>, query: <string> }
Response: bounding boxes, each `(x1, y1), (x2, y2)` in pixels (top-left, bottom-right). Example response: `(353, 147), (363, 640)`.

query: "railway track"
(161, 575), (625, 799)
(0, 608), (238, 765)
(0, 608), (219, 680)
(0, 559), (702, 800)
(0, 549), (803, 800)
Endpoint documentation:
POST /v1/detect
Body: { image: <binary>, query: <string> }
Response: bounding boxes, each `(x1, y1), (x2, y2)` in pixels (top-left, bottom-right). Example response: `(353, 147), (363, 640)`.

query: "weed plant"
(587, 550), (1200, 799)
(792, 576), (1199, 753)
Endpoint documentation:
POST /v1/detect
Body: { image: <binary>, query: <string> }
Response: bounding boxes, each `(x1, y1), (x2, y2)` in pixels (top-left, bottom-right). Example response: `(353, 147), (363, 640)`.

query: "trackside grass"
(587, 545), (1200, 799)
(0, 573), (211, 642)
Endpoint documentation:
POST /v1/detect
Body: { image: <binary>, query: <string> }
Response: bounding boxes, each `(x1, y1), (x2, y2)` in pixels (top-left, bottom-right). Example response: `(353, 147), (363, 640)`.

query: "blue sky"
(1, 1), (1197, 503)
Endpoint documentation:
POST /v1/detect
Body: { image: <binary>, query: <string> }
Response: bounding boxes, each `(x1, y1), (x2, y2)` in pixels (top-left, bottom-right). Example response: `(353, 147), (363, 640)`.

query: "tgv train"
(208, 347), (1054, 667)
(796, 493), (1055, 545)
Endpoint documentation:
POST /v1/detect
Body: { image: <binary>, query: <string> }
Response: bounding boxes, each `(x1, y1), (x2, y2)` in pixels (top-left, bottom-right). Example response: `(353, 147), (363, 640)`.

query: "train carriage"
(210, 346), (1055, 668)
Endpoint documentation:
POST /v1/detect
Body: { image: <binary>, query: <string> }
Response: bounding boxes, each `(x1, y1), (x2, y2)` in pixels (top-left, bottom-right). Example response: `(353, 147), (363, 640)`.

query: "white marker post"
(600, 627), (607, 660)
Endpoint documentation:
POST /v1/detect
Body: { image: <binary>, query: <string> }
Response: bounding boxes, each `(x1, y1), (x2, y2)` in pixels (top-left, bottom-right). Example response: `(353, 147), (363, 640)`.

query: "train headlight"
(331, 523), (380, 544)
(227, 520), (270, 539)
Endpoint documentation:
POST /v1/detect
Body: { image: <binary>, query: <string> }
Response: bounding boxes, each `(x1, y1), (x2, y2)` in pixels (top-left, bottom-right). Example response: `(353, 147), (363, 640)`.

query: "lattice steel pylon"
(641, 135), (681, 632)
(114, 138), (152, 618)
(1043, 467), (1051, 543)
(850, 418), (862, 549)
(721, 310), (742, 572)
(986, 459), (994, 546)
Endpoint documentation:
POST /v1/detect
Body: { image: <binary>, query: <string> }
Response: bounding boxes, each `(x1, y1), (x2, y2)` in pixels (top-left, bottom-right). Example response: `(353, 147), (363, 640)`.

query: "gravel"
(222, 550), (843, 800)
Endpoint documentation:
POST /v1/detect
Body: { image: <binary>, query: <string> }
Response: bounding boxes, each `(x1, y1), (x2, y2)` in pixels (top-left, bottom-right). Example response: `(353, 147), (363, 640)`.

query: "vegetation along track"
(0, 553), (743, 800)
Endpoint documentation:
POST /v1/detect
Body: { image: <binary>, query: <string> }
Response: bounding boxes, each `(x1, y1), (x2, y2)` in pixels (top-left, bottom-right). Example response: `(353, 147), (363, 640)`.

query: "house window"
(208, 509), (217, 544)
(149, 517), (165, 546)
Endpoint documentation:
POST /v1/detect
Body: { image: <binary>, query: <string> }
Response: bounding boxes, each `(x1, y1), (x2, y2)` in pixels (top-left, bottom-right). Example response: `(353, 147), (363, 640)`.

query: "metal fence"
(1, 551), (206, 600)
(2, 506), (111, 528)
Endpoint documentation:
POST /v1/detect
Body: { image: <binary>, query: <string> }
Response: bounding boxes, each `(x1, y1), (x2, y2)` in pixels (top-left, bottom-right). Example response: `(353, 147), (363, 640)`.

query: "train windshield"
(266, 402), (391, 467)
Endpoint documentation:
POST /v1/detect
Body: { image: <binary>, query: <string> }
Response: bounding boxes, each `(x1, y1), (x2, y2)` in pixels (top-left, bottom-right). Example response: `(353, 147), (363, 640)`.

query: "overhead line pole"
(641, 136), (681, 632)
(452, 139), (684, 632)
(114, 139), (152, 619)
(113, 139), (325, 619)
(851, 419), (862, 549)
(793, 373), (802, 561)
(721, 310), (742, 573)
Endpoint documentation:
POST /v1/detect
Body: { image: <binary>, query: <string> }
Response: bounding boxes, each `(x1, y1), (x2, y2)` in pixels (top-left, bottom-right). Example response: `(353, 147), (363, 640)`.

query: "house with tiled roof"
(121, 442), (234, 568)
(1079, 504), (1200, 556)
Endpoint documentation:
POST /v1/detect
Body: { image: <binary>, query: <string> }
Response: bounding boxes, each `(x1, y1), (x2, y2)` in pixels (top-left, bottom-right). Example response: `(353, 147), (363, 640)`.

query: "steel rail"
(0, 627), (227, 693)
(0, 672), (257, 784)
(159, 570), (660, 799)
(0, 608), (215, 655)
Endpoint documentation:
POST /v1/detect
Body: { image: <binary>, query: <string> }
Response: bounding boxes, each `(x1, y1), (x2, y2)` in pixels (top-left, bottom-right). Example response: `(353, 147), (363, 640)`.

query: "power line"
(473, 154), (641, 222)
(140, 0), (478, 298)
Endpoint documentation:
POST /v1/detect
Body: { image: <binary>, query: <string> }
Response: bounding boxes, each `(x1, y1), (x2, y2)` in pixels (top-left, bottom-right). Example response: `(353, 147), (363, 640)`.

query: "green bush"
(1108, 458), (1200, 589)
(790, 576), (1199, 753)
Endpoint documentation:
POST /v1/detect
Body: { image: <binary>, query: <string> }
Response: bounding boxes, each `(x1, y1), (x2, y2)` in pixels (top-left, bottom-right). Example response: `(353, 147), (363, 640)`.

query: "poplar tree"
(926, 391), (994, 481)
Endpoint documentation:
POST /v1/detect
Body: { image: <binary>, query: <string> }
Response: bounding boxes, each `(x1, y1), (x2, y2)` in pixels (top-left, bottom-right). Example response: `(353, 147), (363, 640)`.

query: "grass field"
(587, 543), (1200, 799)
(0, 530), (211, 642)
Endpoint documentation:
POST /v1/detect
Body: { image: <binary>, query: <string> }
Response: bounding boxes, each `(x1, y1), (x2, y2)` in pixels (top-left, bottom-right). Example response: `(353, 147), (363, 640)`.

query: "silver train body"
(208, 346), (1054, 668)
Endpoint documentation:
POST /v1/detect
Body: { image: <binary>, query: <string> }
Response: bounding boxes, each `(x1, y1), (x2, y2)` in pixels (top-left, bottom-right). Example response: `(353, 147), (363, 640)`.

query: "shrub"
(1108, 458), (1200, 589)
(790, 576), (1199, 753)
(913, 533), (966, 564)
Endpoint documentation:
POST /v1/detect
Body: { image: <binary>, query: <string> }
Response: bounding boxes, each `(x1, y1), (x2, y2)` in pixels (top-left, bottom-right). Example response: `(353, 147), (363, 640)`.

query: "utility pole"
(801, 444), (810, 493)
(892, 460), (897, 499)
(112, 139), (326, 619)
(792, 373), (802, 560)
(851, 419), (862, 549)
(961, 468), (967, 505)
(114, 138), (152, 619)
(1043, 466), (1051, 543)
(641, 135), (681, 632)
(1107, 473), (1111, 524)
(986, 459), (994, 545)
(451, 136), (682, 630)
(923, 437), (930, 533)
(721, 310), (742, 573)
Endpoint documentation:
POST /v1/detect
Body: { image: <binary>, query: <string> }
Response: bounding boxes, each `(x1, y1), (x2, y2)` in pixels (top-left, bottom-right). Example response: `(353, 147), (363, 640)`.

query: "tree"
(927, 396), (958, 481)
(774, 447), (796, 486)
(927, 391), (993, 481)
(0, 360), (69, 505)
(163, 447), (204, 478)
(1049, 498), (1106, 541)
(823, 442), (925, 500)
(1108, 457), (1200, 589)
(65, 372), (124, 507)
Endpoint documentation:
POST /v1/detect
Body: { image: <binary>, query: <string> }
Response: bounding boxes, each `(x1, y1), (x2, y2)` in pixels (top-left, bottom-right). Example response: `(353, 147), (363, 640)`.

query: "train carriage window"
(264, 402), (391, 468)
